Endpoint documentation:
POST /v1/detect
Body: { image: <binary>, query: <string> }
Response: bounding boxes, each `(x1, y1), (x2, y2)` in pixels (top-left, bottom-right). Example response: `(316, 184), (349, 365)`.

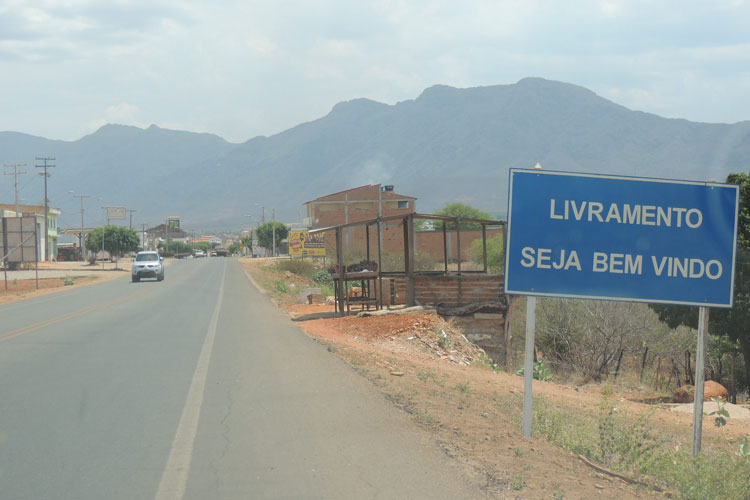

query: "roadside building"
(0, 203), (61, 261)
(304, 184), (416, 228)
(144, 223), (188, 251)
(304, 184), (416, 252)
(58, 228), (96, 261)
(302, 185), (502, 264)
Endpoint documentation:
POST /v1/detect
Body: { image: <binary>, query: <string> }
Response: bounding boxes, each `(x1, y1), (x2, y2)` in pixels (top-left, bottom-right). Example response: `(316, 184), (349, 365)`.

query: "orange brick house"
(304, 184), (415, 228)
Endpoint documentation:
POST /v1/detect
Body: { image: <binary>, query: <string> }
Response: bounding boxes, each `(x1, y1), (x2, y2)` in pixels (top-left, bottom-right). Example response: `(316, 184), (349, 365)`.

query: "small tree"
(85, 226), (139, 267)
(162, 241), (192, 255)
(435, 202), (493, 230)
(241, 234), (253, 255)
(228, 242), (241, 255)
(256, 222), (288, 254)
(536, 298), (657, 381)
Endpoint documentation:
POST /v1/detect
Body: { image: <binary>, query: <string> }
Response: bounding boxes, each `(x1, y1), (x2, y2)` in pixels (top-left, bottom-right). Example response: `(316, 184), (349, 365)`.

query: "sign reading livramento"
(505, 169), (739, 308)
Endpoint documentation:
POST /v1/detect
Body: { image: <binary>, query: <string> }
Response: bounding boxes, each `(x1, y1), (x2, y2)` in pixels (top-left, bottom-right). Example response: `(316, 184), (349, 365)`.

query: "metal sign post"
(522, 296), (536, 437)
(692, 307), (709, 455)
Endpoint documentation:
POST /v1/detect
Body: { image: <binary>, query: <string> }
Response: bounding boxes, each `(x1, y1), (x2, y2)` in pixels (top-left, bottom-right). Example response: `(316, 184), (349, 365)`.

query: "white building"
(0, 204), (61, 261)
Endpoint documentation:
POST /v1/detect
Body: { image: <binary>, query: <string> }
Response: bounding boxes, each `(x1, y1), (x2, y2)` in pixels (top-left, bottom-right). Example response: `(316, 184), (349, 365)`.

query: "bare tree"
(536, 299), (657, 381)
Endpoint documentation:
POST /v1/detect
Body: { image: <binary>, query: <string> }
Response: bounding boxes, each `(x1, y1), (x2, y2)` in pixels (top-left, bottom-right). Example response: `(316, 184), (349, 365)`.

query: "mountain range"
(1, 77), (749, 231)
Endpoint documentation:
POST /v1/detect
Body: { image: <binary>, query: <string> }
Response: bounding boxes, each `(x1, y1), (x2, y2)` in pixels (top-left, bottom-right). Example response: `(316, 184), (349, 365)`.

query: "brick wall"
(384, 274), (503, 307)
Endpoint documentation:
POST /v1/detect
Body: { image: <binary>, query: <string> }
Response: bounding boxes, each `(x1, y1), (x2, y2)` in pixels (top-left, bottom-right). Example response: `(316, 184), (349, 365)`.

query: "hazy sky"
(1, 0), (749, 143)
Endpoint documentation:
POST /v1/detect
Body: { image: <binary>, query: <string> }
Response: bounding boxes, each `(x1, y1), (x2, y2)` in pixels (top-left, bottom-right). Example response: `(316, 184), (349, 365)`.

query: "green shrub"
(274, 280), (289, 293)
(275, 258), (314, 278)
(319, 283), (335, 298)
(312, 269), (334, 284)
(474, 353), (502, 371)
(516, 359), (552, 381)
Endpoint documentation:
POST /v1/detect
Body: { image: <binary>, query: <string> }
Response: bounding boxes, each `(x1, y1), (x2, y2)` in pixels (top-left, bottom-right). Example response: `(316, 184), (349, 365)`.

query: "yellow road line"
(0, 288), (148, 344)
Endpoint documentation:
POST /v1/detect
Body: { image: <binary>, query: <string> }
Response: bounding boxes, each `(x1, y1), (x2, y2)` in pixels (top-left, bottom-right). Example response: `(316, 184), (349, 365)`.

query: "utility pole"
(35, 157), (56, 261)
(128, 209), (136, 229)
(72, 194), (89, 260)
(141, 223), (149, 250)
(272, 208), (276, 257)
(3, 163), (27, 216)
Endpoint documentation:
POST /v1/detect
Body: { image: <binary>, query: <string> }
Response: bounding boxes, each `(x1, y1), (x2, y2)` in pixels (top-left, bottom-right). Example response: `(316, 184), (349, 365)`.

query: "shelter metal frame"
(310, 213), (506, 314)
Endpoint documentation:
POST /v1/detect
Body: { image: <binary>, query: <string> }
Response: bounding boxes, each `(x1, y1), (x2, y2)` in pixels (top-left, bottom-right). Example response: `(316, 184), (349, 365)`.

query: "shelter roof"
(309, 212), (504, 234)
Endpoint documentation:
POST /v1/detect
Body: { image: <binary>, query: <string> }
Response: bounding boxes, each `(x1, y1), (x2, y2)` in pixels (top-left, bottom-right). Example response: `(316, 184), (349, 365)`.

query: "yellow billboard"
(289, 230), (326, 256)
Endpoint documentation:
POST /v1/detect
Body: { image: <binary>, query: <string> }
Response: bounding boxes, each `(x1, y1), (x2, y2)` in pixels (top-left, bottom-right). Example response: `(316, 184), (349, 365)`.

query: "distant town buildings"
(144, 223), (189, 250)
(195, 235), (222, 245)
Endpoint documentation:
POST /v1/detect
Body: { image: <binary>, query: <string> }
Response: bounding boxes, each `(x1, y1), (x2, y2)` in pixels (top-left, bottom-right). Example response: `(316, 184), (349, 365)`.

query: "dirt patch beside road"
(0, 275), (119, 305)
(0, 260), (132, 305)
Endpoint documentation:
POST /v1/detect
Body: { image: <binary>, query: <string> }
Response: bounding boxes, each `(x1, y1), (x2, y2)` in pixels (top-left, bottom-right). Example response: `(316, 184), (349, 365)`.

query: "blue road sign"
(505, 170), (739, 307)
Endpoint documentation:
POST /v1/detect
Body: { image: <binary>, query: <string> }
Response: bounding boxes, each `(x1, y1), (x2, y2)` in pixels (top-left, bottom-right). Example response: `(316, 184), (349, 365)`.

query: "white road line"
(155, 261), (226, 500)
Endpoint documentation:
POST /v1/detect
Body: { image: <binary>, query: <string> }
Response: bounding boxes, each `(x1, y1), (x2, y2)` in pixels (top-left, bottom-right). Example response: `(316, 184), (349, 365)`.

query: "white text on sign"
(520, 248), (723, 280)
(549, 199), (703, 228)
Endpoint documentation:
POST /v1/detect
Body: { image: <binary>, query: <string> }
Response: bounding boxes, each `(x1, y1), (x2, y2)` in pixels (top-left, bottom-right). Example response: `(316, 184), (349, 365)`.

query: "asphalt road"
(0, 257), (486, 499)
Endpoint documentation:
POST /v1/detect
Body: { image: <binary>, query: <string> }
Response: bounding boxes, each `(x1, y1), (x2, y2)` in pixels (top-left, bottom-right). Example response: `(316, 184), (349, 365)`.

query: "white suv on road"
(132, 251), (165, 282)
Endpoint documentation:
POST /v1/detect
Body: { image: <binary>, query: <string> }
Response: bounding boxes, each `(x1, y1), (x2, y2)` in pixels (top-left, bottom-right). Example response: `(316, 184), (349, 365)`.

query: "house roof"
(0, 203), (61, 215)
(304, 184), (416, 204)
(146, 223), (187, 237)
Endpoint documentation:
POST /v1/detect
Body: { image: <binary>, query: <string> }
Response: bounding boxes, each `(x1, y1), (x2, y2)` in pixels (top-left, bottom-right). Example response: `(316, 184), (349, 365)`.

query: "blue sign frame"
(505, 169), (739, 307)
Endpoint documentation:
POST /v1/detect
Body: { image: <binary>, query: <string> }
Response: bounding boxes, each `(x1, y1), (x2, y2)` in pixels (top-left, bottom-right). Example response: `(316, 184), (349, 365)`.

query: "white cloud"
(86, 102), (147, 132)
(245, 35), (277, 55)
(599, 0), (623, 17)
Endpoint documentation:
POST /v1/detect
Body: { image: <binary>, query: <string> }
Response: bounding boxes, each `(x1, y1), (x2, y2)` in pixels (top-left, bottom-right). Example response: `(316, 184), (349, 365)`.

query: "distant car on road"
(132, 251), (164, 282)
(194, 249), (206, 258)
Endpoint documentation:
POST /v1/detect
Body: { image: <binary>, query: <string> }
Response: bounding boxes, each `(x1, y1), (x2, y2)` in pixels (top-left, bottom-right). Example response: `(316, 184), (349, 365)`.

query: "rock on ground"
(674, 381), (729, 403)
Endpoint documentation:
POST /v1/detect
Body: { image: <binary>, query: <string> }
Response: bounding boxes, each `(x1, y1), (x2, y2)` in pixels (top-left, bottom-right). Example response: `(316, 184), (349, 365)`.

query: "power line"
(3, 163), (27, 216)
(0, 172), (36, 201)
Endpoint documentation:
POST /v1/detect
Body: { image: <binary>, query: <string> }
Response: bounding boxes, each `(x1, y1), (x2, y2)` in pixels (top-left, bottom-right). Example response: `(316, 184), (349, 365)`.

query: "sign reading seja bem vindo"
(505, 169), (739, 308)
